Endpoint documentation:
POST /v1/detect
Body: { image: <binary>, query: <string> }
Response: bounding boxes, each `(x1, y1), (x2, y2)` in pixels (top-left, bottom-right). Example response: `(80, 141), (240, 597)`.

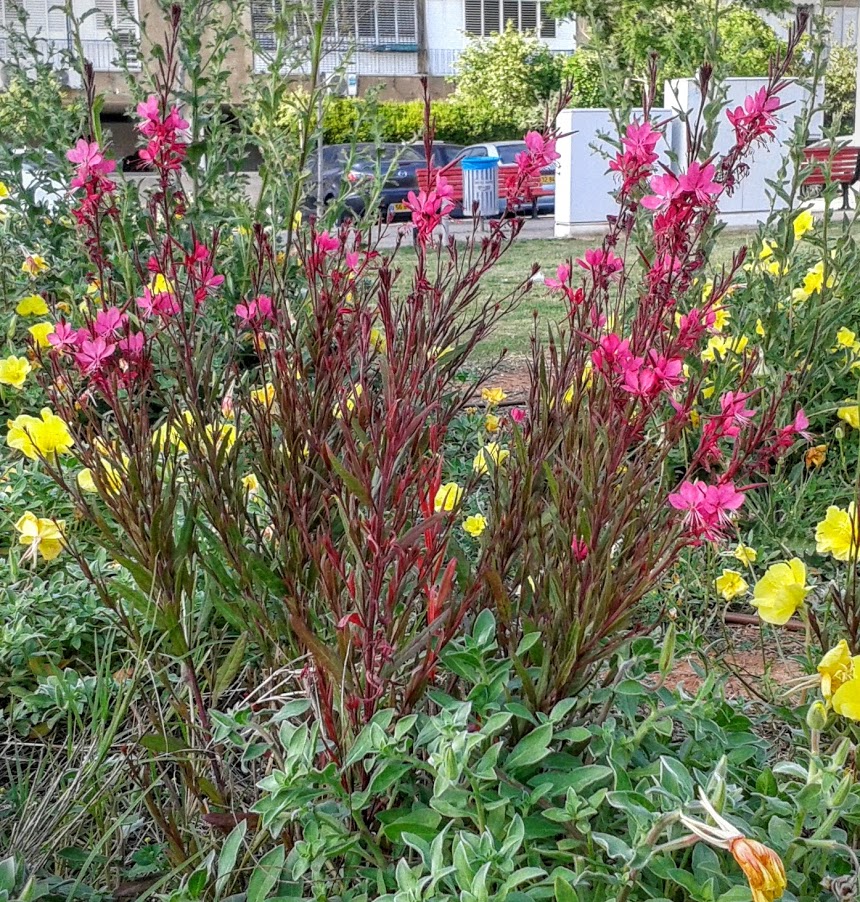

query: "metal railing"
(0, 35), (139, 73)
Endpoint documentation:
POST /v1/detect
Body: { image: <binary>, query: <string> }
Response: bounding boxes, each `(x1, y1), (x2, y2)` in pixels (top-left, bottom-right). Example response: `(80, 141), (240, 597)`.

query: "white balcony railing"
(0, 35), (139, 73)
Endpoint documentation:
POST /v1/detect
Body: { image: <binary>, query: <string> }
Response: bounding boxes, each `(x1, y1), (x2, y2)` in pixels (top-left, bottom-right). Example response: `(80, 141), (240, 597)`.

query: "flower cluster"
(136, 95), (189, 172)
(406, 177), (454, 243)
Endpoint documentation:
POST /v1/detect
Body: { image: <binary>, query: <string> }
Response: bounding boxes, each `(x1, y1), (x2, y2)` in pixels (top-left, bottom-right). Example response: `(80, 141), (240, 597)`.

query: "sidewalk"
(373, 213), (558, 249)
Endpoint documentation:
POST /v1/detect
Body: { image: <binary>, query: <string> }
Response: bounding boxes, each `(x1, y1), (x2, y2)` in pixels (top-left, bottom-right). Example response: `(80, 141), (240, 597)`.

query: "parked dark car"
(313, 142), (464, 218)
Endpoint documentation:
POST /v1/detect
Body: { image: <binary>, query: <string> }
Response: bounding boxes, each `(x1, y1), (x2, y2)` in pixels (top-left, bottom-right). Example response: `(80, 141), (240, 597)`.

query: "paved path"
(371, 214), (558, 249)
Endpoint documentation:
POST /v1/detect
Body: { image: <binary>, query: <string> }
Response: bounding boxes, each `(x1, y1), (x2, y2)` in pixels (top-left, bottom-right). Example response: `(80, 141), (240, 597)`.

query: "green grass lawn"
(395, 231), (758, 364)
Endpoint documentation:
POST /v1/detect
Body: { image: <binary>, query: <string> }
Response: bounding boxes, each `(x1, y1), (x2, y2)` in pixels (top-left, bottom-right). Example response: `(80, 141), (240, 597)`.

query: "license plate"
(540, 174), (554, 186)
(389, 202), (410, 213)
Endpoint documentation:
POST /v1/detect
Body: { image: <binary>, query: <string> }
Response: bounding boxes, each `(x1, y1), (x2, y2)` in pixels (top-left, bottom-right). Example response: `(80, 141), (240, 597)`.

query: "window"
(464, 0), (555, 38)
(319, 0), (418, 44)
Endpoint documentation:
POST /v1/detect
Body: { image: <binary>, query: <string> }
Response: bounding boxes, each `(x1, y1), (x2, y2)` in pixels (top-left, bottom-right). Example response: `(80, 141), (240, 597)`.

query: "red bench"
(417, 163), (553, 218)
(801, 145), (860, 210)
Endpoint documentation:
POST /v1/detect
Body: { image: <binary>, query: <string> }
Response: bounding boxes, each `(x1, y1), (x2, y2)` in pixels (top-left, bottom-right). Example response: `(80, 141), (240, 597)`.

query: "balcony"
(0, 34), (139, 74)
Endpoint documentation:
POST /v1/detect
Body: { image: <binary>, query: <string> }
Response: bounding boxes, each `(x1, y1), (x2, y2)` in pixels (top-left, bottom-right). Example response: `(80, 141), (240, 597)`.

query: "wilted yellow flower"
(16, 294), (48, 316)
(793, 208), (814, 241)
(481, 387), (507, 406)
(473, 442), (509, 476)
(7, 408), (74, 459)
(434, 482), (463, 512)
(751, 558), (807, 625)
(715, 569), (748, 600)
(833, 327), (859, 354)
(815, 503), (859, 561)
(21, 254), (48, 277)
(242, 473), (260, 495)
(0, 356), (32, 388)
(370, 327), (387, 353)
(728, 837), (787, 902)
(805, 444), (827, 469)
(485, 413), (500, 434)
(28, 322), (54, 349)
(838, 403), (860, 430)
(733, 544), (757, 565)
(462, 514), (487, 537)
(15, 511), (65, 562)
(250, 383), (276, 407)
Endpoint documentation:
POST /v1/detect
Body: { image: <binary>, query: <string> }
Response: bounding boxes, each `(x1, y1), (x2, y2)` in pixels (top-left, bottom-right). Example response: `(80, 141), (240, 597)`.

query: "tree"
(824, 44), (857, 132)
(451, 22), (563, 129)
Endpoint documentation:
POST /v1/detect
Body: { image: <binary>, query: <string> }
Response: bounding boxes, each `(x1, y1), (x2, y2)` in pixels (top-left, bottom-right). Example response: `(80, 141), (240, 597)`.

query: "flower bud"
(830, 772), (852, 809)
(659, 623), (676, 677)
(705, 757), (728, 813)
(833, 738), (852, 768)
(806, 700), (828, 732)
(836, 426), (845, 441)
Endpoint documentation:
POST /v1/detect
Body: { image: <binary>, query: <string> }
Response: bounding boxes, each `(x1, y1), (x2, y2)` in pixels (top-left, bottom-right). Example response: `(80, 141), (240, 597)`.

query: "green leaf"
(505, 723), (553, 772)
(213, 634), (248, 702)
(216, 820), (247, 897)
(554, 876), (579, 902)
(380, 807), (442, 843)
(139, 733), (188, 754)
(247, 845), (285, 902)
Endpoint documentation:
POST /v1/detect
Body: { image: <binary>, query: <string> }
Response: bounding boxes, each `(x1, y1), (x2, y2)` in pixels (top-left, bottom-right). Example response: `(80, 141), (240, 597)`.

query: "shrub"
(824, 43), (857, 131)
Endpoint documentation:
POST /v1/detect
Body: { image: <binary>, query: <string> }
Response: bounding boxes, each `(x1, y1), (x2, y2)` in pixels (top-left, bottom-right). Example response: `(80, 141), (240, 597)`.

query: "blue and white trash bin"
(461, 156), (500, 218)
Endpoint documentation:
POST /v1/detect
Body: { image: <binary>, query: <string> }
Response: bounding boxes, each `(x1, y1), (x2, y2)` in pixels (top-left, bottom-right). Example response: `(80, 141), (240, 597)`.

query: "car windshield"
(496, 144), (526, 165)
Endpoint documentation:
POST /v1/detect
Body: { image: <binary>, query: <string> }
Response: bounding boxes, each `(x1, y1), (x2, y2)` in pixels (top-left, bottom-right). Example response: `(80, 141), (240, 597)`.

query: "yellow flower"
(733, 544), (757, 566)
(751, 558), (807, 625)
(16, 294), (48, 316)
(817, 640), (859, 704)
(334, 384), (363, 420)
(485, 413), (500, 434)
(473, 442), (509, 476)
(0, 356), (32, 388)
(205, 422), (236, 452)
(77, 469), (97, 493)
(758, 239), (776, 261)
(150, 273), (174, 295)
(28, 322), (54, 349)
(242, 473), (260, 495)
(838, 401), (860, 429)
(832, 676), (860, 720)
(804, 444), (827, 469)
(801, 261), (834, 296)
(0, 181), (8, 200)
(728, 836), (787, 902)
(765, 260), (784, 277)
(481, 387), (507, 406)
(815, 503), (859, 561)
(250, 383), (276, 407)
(462, 514), (487, 537)
(370, 327), (387, 353)
(429, 345), (454, 361)
(15, 511), (65, 562)
(715, 569), (748, 600)
(7, 408), (74, 459)
(701, 279), (714, 302)
(21, 254), (48, 277)
(293, 210), (302, 230)
(833, 327), (859, 354)
(755, 318), (766, 338)
(712, 307), (731, 333)
(791, 286), (810, 304)
(434, 482), (463, 512)
(793, 208), (814, 241)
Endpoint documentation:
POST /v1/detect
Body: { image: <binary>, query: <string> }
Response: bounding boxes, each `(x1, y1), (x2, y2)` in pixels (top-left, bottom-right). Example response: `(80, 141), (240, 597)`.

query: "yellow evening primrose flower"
(734, 544), (758, 566)
(751, 558), (808, 625)
(370, 327), (387, 353)
(7, 408), (74, 459)
(485, 413), (501, 434)
(832, 676), (860, 721)
(77, 469), (98, 493)
(838, 403), (860, 430)
(250, 383), (276, 407)
(150, 273), (174, 295)
(434, 482), (463, 512)
(473, 442), (509, 476)
(755, 318), (766, 338)
(801, 261), (834, 296)
(793, 208), (814, 241)
(758, 239), (776, 261)
(701, 279), (714, 302)
(832, 327), (860, 354)
(712, 307), (731, 333)
(0, 356), (32, 388)
(334, 384), (363, 420)
(462, 514), (487, 538)
(205, 422), (236, 452)
(481, 387), (507, 406)
(242, 473), (260, 495)
(0, 181), (8, 201)
(715, 569), (748, 600)
(16, 294), (49, 316)
(28, 322), (54, 349)
(815, 503), (860, 561)
(702, 335), (748, 363)
(15, 511), (65, 562)
(21, 254), (48, 277)
(817, 640), (859, 705)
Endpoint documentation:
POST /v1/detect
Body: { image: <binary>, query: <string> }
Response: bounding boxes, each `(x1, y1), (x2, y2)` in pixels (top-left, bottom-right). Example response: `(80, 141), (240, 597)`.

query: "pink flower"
(576, 247), (624, 277)
(678, 161), (721, 204)
(720, 391), (757, 427)
(641, 171), (679, 211)
(118, 332), (145, 359)
(592, 333), (634, 377)
(75, 336), (115, 374)
(622, 121), (661, 164)
(137, 285), (179, 318)
(571, 536), (589, 562)
(727, 87), (781, 146)
(235, 294), (274, 328)
(67, 139), (116, 190)
(544, 263), (571, 290)
(315, 232), (340, 255)
(47, 321), (83, 353)
(669, 479), (745, 541)
(620, 351), (684, 399)
(407, 179), (453, 243)
(510, 407), (527, 425)
(93, 306), (127, 338)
